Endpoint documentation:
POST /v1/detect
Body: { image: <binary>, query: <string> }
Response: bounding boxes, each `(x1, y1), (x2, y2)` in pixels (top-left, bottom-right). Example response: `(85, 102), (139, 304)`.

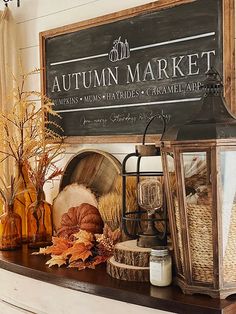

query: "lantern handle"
(142, 111), (169, 145)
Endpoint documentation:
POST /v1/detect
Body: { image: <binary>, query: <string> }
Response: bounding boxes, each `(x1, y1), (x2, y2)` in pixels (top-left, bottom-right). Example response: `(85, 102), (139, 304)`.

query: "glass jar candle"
(150, 246), (172, 286)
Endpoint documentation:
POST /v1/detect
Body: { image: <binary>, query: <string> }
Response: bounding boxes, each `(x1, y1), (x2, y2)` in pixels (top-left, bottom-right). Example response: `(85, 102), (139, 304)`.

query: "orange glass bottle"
(27, 189), (52, 248)
(0, 204), (22, 250)
(14, 162), (37, 243)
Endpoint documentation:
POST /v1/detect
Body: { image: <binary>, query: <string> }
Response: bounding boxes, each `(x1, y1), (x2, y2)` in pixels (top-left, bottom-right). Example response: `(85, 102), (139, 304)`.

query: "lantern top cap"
(200, 67), (223, 97)
(162, 68), (236, 141)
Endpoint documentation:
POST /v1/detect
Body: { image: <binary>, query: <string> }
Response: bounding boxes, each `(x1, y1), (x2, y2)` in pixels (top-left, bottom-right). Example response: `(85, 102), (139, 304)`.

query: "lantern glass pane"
(166, 152), (184, 275)
(220, 150), (236, 283)
(182, 152), (213, 283)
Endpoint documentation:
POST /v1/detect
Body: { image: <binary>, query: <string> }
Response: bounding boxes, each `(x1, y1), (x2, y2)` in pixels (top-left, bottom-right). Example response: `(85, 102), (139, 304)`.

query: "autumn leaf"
(32, 246), (51, 255)
(46, 255), (67, 267)
(68, 260), (92, 270)
(34, 237), (72, 256)
(68, 255), (108, 270)
(104, 225), (121, 243)
(73, 230), (94, 246)
(95, 225), (121, 245)
(110, 228), (121, 244)
(92, 255), (109, 266)
(63, 242), (93, 263)
(35, 225), (120, 270)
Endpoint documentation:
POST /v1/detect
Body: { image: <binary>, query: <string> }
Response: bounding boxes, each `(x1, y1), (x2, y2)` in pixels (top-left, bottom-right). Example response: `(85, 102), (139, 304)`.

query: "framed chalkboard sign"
(40, 0), (235, 143)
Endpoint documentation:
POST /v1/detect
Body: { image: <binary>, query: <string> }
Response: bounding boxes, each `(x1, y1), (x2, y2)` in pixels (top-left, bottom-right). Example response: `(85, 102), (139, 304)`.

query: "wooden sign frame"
(40, 0), (235, 144)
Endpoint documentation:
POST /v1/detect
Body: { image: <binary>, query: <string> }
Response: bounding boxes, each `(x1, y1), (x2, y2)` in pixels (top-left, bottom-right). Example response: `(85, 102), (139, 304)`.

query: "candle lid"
(151, 246), (169, 257)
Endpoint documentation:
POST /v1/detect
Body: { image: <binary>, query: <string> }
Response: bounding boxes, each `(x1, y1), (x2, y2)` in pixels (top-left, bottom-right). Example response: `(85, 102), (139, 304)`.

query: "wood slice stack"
(106, 240), (151, 282)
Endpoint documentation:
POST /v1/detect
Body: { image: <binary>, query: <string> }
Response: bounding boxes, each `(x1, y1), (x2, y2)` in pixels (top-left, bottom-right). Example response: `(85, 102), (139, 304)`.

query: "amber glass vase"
(14, 162), (37, 242)
(0, 204), (22, 250)
(27, 190), (53, 248)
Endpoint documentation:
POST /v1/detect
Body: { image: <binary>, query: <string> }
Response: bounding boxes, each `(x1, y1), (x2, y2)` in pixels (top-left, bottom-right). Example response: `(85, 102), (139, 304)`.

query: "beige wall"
(0, 1), (235, 313)
(0, 0), (235, 202)
(0, 0), (163, 202)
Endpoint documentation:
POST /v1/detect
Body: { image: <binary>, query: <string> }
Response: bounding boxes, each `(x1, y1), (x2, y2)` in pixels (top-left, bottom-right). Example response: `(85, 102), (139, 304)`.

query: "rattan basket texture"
(223, 204), (236, 282)
(174, 200), (236, 283)
(175, 200), (214, 282)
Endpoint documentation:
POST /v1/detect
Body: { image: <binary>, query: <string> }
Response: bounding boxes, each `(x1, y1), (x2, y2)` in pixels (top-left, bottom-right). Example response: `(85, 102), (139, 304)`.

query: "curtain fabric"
(0, 8), (18, 178)
(0, 7), (17, 113)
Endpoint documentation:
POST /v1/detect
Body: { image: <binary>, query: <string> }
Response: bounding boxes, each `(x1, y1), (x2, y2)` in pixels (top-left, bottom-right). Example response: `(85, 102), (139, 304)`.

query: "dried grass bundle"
(25, 151), (63, 195)
(0, 68), (63, 168)
(98, 176), (139, 235)
(0, 175), (24, 207)
(113, 176), (137, 200)
(98, 192), (121, 231)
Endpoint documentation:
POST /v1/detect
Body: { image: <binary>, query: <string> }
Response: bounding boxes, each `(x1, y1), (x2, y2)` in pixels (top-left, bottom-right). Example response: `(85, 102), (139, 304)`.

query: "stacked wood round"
(106, 240), (151, 282)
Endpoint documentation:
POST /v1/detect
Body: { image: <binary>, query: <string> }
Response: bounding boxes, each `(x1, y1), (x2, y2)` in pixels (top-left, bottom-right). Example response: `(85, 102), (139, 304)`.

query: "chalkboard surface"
(41, 0), (226, 139)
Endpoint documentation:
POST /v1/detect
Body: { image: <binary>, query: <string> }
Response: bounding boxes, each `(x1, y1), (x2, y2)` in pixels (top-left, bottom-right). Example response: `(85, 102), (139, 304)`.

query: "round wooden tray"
(60, 149), (121, 196)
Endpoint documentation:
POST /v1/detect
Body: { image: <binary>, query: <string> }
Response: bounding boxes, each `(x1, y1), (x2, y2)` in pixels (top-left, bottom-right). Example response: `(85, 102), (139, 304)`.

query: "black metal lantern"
(161, 68), (236, 298)
(122, 115), (168, 248)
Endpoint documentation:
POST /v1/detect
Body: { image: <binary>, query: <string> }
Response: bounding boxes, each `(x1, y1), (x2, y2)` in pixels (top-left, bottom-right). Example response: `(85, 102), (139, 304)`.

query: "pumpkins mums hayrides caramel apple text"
(57, 203), (104, 238)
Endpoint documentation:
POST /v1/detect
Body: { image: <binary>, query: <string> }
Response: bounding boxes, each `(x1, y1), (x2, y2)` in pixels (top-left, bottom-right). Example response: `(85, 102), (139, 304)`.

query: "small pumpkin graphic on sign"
(109, 36), (130, 62)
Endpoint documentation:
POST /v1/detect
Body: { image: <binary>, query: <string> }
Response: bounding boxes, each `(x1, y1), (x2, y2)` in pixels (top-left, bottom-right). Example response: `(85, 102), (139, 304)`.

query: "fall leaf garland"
(33, 225), (121, 270)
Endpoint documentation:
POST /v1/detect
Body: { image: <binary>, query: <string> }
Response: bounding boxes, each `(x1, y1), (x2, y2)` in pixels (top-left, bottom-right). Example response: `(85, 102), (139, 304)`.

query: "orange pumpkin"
(57, 203), (103, 238)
